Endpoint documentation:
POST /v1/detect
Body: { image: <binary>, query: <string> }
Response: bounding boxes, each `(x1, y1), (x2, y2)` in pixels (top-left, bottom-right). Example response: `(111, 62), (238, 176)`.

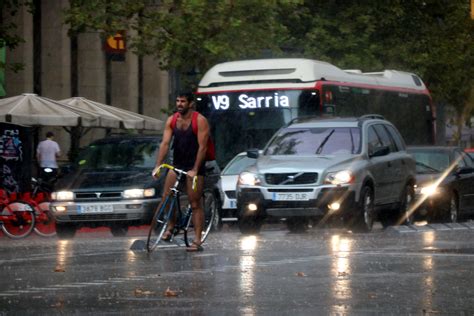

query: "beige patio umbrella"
(0, 93), (102, 127)
(60, 97), (164, 131)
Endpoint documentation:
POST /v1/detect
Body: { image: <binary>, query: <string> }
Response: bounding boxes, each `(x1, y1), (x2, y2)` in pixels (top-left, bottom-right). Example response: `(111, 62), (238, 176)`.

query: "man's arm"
(55, 142), (61, 158)
(154, 116), (174, 171)
(190, 113), (209, 176)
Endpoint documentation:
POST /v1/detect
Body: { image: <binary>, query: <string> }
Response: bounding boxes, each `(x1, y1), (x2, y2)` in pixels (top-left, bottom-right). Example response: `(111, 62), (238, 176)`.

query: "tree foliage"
(64, 0), (296, 74)
(0, 0), (33, 71)
(5, 0), (473, 120)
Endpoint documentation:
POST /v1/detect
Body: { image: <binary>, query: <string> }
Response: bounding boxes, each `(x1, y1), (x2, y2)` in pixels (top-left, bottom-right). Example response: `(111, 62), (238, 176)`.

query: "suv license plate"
(77, 204), (114, 214)
(272, 193), (310, 201)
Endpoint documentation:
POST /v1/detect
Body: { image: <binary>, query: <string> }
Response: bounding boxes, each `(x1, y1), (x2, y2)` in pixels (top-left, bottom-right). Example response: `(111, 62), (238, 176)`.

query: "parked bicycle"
(0, 189), (36, 239)
(146, 163), (216, 252)
(24, 168), (57, 237)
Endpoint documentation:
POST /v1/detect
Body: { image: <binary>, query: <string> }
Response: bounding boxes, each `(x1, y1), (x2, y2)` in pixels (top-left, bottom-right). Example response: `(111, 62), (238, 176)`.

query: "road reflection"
(56, 240), (71, 269)
(330, 234), (353, 314)
(422, 231), (436, 313)
(239, 235), (258, 315)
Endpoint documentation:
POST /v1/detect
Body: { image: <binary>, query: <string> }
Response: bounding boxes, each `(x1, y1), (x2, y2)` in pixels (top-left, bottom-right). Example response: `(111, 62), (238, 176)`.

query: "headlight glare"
(238, 172), (261, 186)
(52, 191), (74, 201)
(123, 189), (154, 199)
(419, 184), (440, 197)
(324, 170), (354, 185)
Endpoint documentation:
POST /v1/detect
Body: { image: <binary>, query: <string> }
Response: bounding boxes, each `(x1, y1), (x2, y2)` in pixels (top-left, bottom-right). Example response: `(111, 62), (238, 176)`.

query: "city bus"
(195, 58), (435, 168)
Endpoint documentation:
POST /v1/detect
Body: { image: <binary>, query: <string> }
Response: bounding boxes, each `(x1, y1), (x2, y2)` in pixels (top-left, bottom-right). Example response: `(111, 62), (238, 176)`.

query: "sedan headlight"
(324, 170), (354, 185)
(416, 184), (440, 197)
(238, 172), (261, 186)
(51, 191), (74, 201)
(123, 188), (155, 199)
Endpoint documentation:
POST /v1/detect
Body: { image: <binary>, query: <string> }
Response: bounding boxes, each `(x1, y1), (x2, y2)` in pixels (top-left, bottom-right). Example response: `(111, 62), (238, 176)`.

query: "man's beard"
(177, 107), (189, 115)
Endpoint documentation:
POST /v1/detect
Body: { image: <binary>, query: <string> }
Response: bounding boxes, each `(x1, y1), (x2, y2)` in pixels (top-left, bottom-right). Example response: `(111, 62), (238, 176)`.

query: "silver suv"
(236, 115), (416, 233)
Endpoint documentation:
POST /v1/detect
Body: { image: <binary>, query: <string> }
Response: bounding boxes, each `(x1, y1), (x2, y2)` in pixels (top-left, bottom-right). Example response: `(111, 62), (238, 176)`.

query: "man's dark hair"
(177, 91), (194, 103)
(46, 131), (54, 138)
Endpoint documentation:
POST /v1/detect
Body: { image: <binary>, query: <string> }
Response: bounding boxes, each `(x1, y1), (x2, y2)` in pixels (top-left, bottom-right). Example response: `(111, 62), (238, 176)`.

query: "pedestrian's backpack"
(170, 111), (216, 161)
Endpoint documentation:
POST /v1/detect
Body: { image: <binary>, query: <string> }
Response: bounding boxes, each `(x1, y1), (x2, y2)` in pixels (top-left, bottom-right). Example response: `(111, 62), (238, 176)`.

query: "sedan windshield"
(265, 127), (361, 155)
(410, 151), (449, 173)
(76, 140), (158, 170)
(222, 155), (256, 175)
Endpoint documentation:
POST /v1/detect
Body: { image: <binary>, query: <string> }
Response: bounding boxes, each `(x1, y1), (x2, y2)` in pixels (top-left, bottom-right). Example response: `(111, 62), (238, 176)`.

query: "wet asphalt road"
(1, 223), (474, 315)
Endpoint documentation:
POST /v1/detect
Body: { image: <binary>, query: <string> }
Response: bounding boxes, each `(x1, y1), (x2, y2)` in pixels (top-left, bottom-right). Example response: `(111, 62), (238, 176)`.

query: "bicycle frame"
(146, 163), (215, 252)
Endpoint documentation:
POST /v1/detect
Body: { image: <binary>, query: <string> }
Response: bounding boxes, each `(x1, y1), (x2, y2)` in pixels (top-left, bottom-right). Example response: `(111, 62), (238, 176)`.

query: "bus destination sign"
(211, 93), (290, 110)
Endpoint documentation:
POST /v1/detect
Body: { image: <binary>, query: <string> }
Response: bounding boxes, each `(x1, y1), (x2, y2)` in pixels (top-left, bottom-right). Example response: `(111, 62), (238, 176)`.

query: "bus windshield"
(196, 90), (320, 166)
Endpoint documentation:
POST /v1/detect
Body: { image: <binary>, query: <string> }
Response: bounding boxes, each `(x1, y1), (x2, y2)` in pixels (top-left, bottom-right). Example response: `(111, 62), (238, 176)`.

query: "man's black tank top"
(172, 121), (206, 175)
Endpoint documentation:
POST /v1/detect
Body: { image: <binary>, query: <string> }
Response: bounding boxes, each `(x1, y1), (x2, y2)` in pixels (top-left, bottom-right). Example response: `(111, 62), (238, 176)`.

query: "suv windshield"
(76, 139), (158, 170)
(265, 127), (361, 155)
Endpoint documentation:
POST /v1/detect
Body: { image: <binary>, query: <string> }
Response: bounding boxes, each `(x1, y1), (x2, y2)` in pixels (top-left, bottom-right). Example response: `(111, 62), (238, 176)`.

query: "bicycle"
(0, 189), (36, 239)
(25, 168), (57, 237)
(146, 163), (216, 252)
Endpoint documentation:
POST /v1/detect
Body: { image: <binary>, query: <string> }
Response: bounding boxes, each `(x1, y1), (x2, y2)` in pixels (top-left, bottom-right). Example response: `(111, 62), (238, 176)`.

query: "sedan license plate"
(272, 192), (310, 201)
(77, 204), (114, 214)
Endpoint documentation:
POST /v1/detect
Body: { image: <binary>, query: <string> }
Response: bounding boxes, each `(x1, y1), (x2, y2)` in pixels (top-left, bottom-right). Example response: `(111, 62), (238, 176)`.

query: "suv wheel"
(354, 186), (375, 232)
(399, 184), (415, 225)
(56, 223), (77, 239)
(286, 218), (309, 233)
(110, 225), (129, 237)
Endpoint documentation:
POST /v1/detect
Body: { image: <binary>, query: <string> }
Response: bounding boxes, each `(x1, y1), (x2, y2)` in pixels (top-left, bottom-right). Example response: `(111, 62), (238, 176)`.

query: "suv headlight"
(238, 172), (261, 186)
(51, 191), (74, 201)
(324, 170), (354, 185)
(123, 188), (156, 199)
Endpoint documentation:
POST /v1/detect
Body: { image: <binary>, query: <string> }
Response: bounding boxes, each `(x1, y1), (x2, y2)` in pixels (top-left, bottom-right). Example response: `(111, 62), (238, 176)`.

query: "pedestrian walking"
(36, 131), (61, 179)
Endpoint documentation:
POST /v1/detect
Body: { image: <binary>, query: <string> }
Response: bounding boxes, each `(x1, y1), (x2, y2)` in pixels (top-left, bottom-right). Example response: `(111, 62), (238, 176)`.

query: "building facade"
(3, 1), (171, 161)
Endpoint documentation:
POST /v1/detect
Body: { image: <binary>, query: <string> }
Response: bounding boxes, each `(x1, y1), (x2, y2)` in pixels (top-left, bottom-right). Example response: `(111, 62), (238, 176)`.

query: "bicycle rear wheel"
(184, 190), (217, 247)
(146, 195), (176, 252)
(1, 200), (36, 239)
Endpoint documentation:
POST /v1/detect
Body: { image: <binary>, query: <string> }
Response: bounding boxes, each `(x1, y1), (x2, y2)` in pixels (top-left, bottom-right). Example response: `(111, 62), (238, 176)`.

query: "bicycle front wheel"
(184, 190), (217, 247)
(146, 195), (176, 252)
(1, 200), (36, 239)
(34, 202), (56, 237)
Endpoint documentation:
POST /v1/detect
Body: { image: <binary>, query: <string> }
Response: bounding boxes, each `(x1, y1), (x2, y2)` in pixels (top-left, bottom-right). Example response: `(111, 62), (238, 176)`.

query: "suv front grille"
(265, 173), (318, 185)
(75, 191), (122, 200)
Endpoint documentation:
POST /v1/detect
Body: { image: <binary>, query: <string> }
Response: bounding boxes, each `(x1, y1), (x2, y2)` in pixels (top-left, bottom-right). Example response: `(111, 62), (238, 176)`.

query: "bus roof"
(197, 58), (428, 93)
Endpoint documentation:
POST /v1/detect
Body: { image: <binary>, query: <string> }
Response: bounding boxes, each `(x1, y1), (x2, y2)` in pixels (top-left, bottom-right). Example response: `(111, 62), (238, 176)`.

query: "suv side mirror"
(370, 145), (390, 158)
(247, 149), (260, 159)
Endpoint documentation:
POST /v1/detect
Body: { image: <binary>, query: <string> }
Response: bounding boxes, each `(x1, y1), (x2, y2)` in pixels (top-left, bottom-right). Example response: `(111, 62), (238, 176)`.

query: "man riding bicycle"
(154, 92), (210, 252)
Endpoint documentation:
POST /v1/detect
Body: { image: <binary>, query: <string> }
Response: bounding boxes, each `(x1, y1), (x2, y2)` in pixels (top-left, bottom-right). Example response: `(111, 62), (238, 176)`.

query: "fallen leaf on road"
(164, 287), (179, 297)
(296, 272), (306, 277)
(51, 301), (64, 308)
(134, 288), (154, 296)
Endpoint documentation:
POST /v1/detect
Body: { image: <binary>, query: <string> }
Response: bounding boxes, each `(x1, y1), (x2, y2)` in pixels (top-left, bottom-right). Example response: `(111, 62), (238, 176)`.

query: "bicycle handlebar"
(152, 163), (198, 191)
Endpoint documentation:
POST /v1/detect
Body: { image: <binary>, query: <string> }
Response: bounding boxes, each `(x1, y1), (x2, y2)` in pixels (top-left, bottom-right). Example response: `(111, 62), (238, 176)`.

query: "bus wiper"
(316, 129), (335, 154)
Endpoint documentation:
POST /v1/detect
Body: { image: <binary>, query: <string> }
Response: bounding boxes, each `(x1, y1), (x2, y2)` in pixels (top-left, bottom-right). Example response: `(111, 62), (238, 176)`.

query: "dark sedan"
(408, 146), (474, 223)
